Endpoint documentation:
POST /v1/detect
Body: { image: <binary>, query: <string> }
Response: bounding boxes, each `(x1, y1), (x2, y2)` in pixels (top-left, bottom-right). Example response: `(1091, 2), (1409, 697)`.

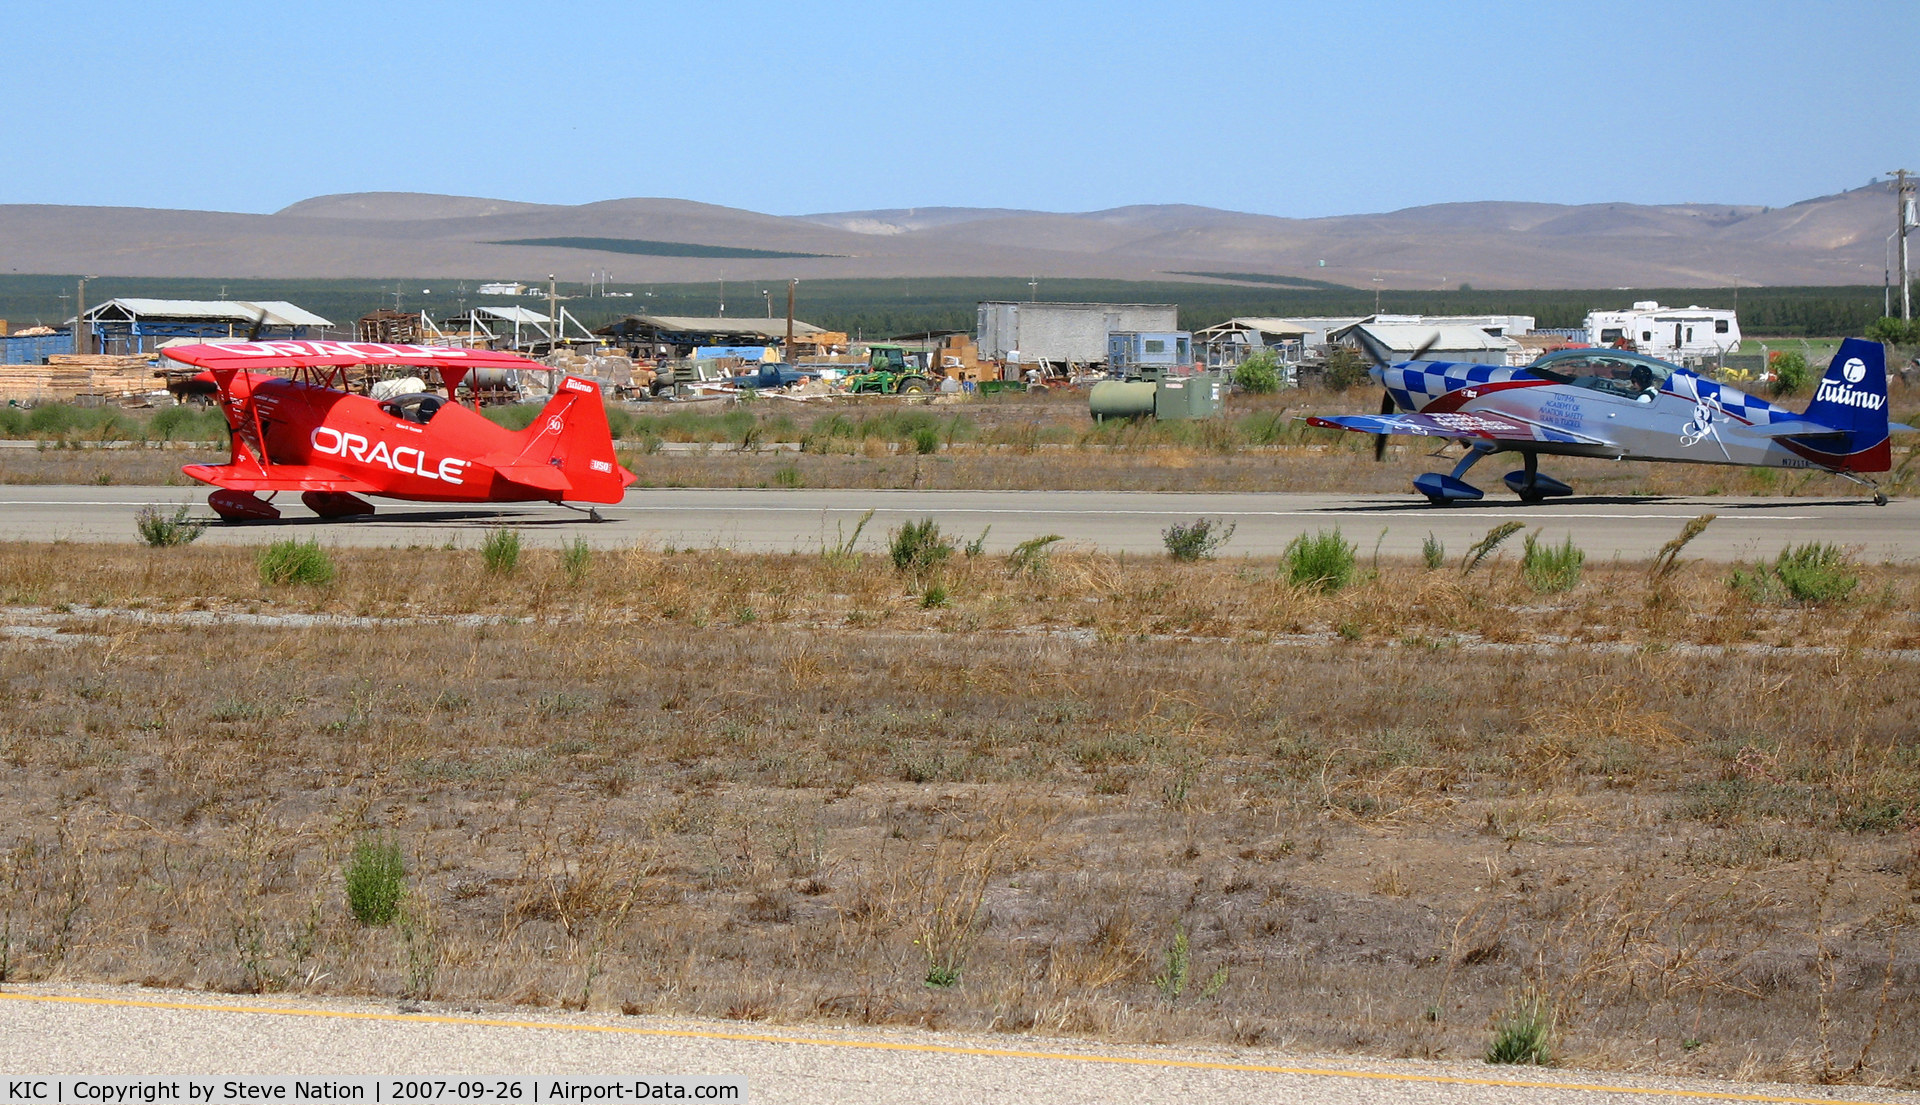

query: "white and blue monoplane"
(1308, 337), (1909, 505)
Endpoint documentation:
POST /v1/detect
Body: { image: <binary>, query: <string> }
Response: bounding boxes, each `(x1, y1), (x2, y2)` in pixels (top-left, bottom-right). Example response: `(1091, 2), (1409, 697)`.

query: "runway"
(3, 986), (1914, 1105)
(2, 486), (1916, 562)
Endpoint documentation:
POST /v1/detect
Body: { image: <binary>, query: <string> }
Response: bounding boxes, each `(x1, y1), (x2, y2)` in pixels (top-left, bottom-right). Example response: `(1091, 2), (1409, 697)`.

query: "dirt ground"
(0, 542), (1915, 1087)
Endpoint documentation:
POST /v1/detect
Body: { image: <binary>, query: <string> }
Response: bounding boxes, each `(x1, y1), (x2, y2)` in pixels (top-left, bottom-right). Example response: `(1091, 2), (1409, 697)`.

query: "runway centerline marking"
(0, 991), (1900, 1105)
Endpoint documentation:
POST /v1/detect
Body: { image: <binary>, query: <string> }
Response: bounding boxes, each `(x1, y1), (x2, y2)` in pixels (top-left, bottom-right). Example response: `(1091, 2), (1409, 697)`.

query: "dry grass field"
(6, 382), (1918, 497)
(1, 537), (1916, 1087)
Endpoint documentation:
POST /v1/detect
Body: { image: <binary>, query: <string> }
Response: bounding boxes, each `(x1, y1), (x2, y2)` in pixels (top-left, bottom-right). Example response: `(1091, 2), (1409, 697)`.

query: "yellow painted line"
(0, 989), (1902, 1105)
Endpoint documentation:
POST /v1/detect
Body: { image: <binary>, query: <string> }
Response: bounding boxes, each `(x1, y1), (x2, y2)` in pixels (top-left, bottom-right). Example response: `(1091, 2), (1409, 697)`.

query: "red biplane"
(160, 340), (636, 521)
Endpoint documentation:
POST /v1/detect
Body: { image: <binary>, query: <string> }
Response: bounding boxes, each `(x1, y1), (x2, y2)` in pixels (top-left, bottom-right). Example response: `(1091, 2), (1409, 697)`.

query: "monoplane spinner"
(160, 340), (636, 521)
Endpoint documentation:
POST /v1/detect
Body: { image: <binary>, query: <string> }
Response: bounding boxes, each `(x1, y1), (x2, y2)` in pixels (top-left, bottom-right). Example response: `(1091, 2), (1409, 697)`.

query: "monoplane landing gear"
(207, 489), (280, 521)
(301, 491), (376, 518)
(1831, 470), (1889, 506)
(1501, 453), (1574, 502)
(1413, 446), (1492, 505)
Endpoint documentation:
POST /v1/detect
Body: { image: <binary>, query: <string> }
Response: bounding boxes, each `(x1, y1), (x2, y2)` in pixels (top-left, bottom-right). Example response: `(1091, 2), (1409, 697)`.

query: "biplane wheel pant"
(207, 489), (280, 521)
(301, 491), (376, 518)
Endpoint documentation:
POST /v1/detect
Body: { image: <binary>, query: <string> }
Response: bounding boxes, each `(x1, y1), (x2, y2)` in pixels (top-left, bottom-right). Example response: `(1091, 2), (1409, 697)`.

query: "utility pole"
(784, 280), (796, 362)
(74, 277), (88, 355)
(547, 274), (558, 347)
(1895, 169), (1916, 322)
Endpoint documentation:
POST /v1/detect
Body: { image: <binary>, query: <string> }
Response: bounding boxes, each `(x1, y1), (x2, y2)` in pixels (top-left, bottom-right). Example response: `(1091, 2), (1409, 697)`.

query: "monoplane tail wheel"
(1874, 492), (1889, 507)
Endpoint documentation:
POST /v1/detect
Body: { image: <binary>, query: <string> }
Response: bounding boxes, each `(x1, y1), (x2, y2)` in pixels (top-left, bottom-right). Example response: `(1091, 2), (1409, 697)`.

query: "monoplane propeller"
(1367, 331), (1440, 462)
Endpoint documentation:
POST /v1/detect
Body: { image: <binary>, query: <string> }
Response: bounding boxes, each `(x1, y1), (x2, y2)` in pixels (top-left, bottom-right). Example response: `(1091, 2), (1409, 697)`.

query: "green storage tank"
(1089, 380), (1157, 421)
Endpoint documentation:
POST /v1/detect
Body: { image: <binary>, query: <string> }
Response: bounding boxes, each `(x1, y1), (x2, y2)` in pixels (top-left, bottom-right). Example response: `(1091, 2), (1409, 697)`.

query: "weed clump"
(890, 517), (954, 575)
(1521, 531), (1584, 594)
(1731, 542), (1857, 604)
(1461, 521), (1525, 575)
(560, 538), (592, 585)
(135, 505), (205, 547)
(1283, 528), (1355, 593)
(1163, 517), (1235, 561)
(1486, 990), (1555, 1065)
(481, 528), (522, 575)
(257, 539), (334, 586)
(1008, 534), (1063, 577)
(1421, 532), (1445, 571)
(344, 836), (406, 926)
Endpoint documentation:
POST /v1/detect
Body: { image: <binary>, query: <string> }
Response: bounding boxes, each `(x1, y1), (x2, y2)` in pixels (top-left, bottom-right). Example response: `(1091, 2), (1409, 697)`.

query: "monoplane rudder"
(1799, 338), (1893, 472)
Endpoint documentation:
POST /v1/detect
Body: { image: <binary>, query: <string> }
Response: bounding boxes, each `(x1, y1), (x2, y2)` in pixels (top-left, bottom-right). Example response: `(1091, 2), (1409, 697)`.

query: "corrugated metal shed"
(84, 299), (333, 327)
(624, 315), (825, 339)
(1333, 322), (1520, 366)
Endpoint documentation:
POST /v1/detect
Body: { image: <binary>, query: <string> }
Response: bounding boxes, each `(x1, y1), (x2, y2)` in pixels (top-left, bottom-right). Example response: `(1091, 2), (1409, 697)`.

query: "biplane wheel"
(207, 489), (281, 521)
(301, 491), (376, 518)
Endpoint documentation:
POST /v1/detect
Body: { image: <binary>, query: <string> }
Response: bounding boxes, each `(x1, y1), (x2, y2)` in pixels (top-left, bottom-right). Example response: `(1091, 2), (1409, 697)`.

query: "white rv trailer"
(1583, 301), (1740, 364)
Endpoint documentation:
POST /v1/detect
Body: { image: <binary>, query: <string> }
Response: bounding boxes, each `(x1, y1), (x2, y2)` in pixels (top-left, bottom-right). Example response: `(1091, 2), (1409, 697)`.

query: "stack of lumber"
(47, 354), (165, 397)
(0, 363), (92, 402)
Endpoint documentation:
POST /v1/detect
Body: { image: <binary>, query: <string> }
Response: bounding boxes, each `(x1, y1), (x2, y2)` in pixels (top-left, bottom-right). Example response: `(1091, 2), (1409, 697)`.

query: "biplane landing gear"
(1501, 453), (1573, 502)
(301, 491), (376, 518)
(1413, 446), (1491, 505)
(554, 501), (607, 523)
(207, 489), (280, 521)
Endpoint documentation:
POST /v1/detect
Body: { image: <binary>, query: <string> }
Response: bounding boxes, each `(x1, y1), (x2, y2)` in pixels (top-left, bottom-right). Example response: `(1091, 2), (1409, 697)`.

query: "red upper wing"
(160, 340), (542, 374)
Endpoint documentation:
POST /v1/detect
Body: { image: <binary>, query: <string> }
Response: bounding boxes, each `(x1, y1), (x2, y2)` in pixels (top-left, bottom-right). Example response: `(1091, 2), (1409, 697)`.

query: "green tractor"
(845, 345), (933, 395)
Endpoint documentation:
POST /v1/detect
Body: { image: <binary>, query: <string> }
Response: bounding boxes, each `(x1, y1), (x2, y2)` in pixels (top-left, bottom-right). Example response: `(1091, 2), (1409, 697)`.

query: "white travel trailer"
(1584, 301), (1740, 364)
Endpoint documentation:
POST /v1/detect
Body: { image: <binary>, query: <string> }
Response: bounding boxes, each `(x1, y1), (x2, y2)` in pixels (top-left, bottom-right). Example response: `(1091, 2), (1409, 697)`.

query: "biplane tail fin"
(500, 376), (635, 503)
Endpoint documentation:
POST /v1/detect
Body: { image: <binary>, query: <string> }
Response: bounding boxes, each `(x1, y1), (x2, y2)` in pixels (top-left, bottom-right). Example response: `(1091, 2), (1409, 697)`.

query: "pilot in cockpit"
(1630, 365), (1657, 403)
(379, 394), (445, 424)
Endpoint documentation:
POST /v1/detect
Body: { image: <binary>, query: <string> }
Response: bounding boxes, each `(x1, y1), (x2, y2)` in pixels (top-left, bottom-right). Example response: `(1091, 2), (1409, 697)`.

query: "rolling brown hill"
(0, 184), (1897, 288)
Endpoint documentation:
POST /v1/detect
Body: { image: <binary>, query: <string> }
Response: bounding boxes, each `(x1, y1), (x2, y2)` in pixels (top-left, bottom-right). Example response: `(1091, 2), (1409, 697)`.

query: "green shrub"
(889, 517), (953, 575)
(1232, 352), (1281, 394)
(1768, 351), (1810, 397)
(1162, 518), (1235, 561)
(1421, 532), (1445, 571)
(147, 405), (226, 441)
(1283, 528), (1355, 593)
(1322, 346), (1371, 392)
(1772, 542), (1857, 603)
(1521, 531), (1584, 594)
(343, 837), (406, 926)
(920, 582), (950, 608)
(135, 505), (205, 547)
(1486, 991), (1555, 1065)
(481, 528), (522, 575)
(910, 425), (941, 454)
(1865, 316), (1920, 346)
(1731, 542), (1857, 605)
(257, 539), (335, 586)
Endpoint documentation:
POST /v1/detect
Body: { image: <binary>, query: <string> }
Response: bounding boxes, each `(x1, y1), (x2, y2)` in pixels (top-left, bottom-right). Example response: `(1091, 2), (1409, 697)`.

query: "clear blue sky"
(6, 0), (1914, 218)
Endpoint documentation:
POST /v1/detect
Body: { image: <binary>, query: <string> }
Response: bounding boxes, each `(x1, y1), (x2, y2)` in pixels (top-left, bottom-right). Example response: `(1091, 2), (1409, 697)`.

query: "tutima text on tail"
(160, 340), (636, 522)
(1307, 336), (1912, 506)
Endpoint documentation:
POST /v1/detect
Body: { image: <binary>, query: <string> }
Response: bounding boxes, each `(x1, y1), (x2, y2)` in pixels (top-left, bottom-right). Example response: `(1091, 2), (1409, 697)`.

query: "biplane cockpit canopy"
(379, 393), (446, 425)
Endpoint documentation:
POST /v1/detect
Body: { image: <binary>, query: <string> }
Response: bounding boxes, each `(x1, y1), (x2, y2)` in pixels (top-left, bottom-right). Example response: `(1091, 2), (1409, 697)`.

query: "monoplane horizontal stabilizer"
(1309, 411), (1612, 447)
